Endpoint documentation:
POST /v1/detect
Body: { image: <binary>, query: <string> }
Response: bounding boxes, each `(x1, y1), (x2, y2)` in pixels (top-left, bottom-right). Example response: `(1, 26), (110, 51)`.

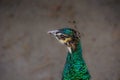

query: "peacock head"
(48, 28), (81, 53)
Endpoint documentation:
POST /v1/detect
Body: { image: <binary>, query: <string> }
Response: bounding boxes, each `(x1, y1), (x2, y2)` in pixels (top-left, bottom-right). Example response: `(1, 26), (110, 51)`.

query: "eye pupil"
(61, 35), (64, 38)
(60, 35), (65, 39)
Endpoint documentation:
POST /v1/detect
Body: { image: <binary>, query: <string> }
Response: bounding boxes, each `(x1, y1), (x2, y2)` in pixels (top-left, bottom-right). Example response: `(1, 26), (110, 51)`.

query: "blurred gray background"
(0, 0), (120, 80)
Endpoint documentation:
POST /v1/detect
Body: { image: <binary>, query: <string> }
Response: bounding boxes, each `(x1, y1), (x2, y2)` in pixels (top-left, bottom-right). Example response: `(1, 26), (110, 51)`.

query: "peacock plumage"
(48, 28), (91, 80)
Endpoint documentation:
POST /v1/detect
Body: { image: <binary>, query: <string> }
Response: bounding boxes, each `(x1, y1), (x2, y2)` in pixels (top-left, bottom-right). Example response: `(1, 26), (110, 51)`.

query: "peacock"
(48, 28), (91, 80)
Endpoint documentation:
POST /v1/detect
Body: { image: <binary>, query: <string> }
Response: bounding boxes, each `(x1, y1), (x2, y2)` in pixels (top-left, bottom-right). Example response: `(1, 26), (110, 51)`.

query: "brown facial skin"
(55, 33), (80, 52)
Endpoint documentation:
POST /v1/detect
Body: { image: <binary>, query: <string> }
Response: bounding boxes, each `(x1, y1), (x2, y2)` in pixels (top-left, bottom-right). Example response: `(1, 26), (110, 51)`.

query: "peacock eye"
(60, 34), (64, 38)
(56, 33), (69, 40)
(60, 34), (65, 40)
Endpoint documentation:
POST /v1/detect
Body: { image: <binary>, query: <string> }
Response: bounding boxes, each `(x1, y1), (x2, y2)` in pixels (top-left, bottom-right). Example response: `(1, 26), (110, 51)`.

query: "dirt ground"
(0, 0), (120, 80)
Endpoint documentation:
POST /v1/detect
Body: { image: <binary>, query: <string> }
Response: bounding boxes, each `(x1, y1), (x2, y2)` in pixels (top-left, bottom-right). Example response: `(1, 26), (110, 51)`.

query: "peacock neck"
(67, 41), (84, 63)
(62, 41), (91, 80)
(69, 41), (82, 56)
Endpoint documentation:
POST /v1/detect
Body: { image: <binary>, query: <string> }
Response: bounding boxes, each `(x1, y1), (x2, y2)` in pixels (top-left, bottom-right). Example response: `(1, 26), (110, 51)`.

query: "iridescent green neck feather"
(62, 42), (91, 80)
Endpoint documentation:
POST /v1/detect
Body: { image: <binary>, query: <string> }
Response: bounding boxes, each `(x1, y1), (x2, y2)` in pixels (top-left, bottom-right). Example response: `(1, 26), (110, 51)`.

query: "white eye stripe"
(57, 33), (62, 35)
(56, 33), (67, 37)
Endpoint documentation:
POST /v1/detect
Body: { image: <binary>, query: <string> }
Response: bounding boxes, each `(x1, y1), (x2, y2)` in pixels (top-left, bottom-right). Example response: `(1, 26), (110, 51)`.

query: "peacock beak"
(47, 30), (59, 35)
